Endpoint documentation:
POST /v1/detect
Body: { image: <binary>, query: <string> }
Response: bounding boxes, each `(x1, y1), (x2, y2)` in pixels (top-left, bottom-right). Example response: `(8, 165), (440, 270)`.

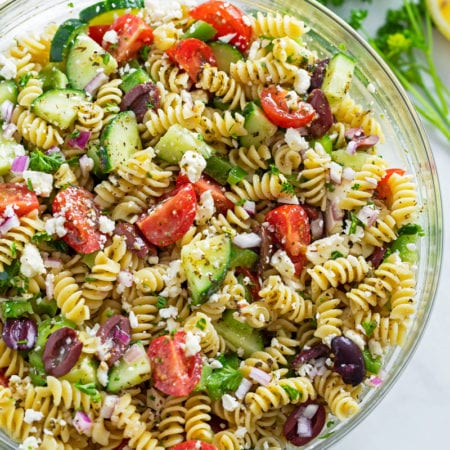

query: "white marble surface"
(334, 2), (450, 449)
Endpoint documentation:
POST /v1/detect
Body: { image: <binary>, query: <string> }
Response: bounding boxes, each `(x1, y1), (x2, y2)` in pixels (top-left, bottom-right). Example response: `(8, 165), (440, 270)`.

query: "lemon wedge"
(426, 0), (450, 40)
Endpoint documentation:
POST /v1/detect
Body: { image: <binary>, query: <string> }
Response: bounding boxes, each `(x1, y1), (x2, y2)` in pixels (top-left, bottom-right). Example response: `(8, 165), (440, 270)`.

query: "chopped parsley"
(282, 385), (301, 401)
(362, 319), (377, 337)
(156, 296), (168, 309)
(75, 382), (102, 403)
(330, 250), (344, 260)
(29, 149), (65, 173)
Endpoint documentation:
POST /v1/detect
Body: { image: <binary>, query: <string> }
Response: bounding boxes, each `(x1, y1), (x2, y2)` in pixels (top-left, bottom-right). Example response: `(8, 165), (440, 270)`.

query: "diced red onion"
(73, 411), (92, 434)
(356, 205), (379, 227)
(330, 199), (344, 221)
(325, 199), (344, 236)
(235, 378), (253, 400)
(123, 343), (145, 364)
(346, 140), (358, 155)
(2, 123), (17, 139)
(329, 161), (342, 185)
(43, 256), (63, 269)
(345, 127), (364, 140)
(297, 415), (313, 437)
(79, 154), (94, 177)
(10, 155), (29, 174)
(46, 146), (63, 156)
(342, 167), (356, 181)
(370, 375), (383, 386)
(1, 100), (14, 123)
(100, 395), (119, 419)
(302, 404), (319, 420)
(113, 327), (131, 345)
(242, 200), (256, 215)
(84, 72), (109, 96)
(68, 130), (91, 149)
(249, 367), (272, 386)
(310, 217), (324, 241)
(0, 213), (20, 235)
(232, 232), (262, 249)
(45, 273), (54, 300)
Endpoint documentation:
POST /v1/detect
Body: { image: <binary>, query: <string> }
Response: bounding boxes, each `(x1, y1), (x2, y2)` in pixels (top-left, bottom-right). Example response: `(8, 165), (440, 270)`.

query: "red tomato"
(105, 14), (153, 63)
(52, 186), (104, 254)
(147, 331), (202, 396)
(176, 173), (233, 214)
(376, 168), (405, 200)
(0, 369), (8, 387)
(0, 183), (39, 218)
(190, 0), (252, 53)
(236, 267), (261, 300)
(88, 25), (110, 45)
(136, 183), (197, 247)
(166, 38), (217, 82)
(265, 205), (310, 274)
(171, 441), (218, 450)
(260, 86), (316, 129)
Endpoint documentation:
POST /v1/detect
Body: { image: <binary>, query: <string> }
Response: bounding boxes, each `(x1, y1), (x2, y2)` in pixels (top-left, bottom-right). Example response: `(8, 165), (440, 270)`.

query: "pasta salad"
(0, 0), (421, 449)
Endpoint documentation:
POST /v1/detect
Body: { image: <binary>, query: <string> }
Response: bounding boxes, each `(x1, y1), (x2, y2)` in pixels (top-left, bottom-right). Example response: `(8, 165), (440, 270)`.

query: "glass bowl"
(0, 0), (442, 448)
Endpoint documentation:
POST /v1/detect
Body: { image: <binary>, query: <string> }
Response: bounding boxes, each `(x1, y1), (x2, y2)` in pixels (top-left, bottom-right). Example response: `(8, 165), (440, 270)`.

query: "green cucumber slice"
(66, 34), (118, 90)
(155, 124), (215, 164)
(97, 111), (142, 173)
(204, 155), (247, 185)
(79, 0), (144, 23)
(209, 41), (244, 74)
(0, 80), (18, 105)
(49, 19), (87, 63)
(322, 52), (356, 106)
(38, 65), (69, 90)
(181, 234), (231, 305)
(0, 135), (23, 176)
(331, 149), (369, 171)
(239, 102), (277, 148)
(62, 355), (99, 385)
(182, 20), (217, 41)
(120, 68), (150, 93)
(31, 88), (86, 130)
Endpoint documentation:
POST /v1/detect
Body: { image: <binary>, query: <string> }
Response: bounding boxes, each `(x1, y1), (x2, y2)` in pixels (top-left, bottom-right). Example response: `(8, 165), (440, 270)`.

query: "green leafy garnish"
(157, 296), (168, 309)
(362, 319), (377, 337)
(75, 382), (102, 403)
(282, 385), (301, 401)
(348, 211), (364, 234)
(331, 250), (344, 260)
(29, 149), (65, 173)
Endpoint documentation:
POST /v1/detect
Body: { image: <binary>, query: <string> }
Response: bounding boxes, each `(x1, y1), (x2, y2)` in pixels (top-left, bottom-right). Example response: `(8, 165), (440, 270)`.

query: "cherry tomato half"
(136, 183), (197, 247)
(265, 205), (311, 274)
(190, 0), (252, 53)
(88, 24), (110, 45)
(0, 183), (39, 218)
(52, 186), (104, 254)
(147, 330), (202, 396)
(176, 173), (233, 214)
(376, 168), (405, 200)
(166, 38), (217, 82)
(260, 86), (316, 129)
(171, 441), (218, 450)
(105, 14), (153, 63)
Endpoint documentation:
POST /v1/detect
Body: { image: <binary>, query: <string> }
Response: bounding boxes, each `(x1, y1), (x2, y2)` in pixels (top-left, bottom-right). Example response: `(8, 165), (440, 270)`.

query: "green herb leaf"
(75, 382), (102, 403)
(29, 149), (65, 173)
(282, 384), (300, 401)
(157, 296), (167, 309)
(362, 319), (377, 337)
(330, 250), (344, 260)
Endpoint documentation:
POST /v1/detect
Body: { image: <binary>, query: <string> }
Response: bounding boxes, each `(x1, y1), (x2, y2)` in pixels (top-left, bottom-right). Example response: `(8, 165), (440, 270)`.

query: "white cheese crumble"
(293, 68), (311, 94)
(343, 329), (366, 351)
(45, 216), (67, 238)
(19, 436), (41, 450)
(144, 0), (197, 23)
(180, 150), (207, 183)
(235, 426), (248, 438)
(99, 215), (115, 234)
(0, 54), (17, 80)
(221, 394), (240, 411)
(159, 305), (179, 319)
(20, 243), (45, 278)
(306, 234), (349, 265)
(182, 331), (202, 357)
(218, 33), (237, 43)
(195, 190), (216, 225)
(270, 249), (296, 279)
(97, 361), (109, 387)
(22, 170), (53, 197)
(116, 271), (133, 294)
(285, 127), (309, 152)
(103, 29), (119, 45)
(160, 259), (186, 298)
(24, 409), (44, 424)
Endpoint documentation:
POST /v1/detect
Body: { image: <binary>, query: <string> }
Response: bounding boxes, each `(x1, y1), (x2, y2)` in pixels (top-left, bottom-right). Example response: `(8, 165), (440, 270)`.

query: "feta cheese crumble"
(180, 150), (207, 183)
(20, 243), (45, 278)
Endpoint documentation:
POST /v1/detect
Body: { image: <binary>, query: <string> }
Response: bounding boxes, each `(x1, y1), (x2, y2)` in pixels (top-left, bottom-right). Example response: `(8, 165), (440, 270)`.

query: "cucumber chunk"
(155, 124), (215, 164)
(239, 102), (277, 148)
(209, 42), (244, 74)
(50, 18), (87, 63)
(181, 234), (231, 305)
(97, 111), (142, 173)
(182, 20), (217, 41)
(0, 134), (23, 176)
(214, 310), (264, 358)
(31, 88), (86, 130)
(107, 343), (151, 393)
(38, 65), (69, 90)
(229, 244), (258, 269)
(0, 80), (18, 105)
(79, 0), (144, 23)
(120, 68), (150, 93)
(322, 52), (356, 106)
(62, 355), (99, 385)
(331, 149), (369, 171)
(66, 34), (118, 90)
(204, 155), (247, 185)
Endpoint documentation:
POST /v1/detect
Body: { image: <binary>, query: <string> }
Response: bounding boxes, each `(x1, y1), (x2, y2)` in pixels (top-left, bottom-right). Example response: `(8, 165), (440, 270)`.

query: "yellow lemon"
(426, 0), (450, 40)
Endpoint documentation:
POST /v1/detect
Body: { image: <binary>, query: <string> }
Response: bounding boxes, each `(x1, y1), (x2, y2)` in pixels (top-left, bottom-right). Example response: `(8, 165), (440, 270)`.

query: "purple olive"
(120, 81), (160, 122)
(96, 315), (131, 367)
(284, 401), (326, 446)
(331, 336), (366, 386)
(43, 327), (83, 377)
(307, 89), (333, 138)
(368, 246), (386, 268)
(309, 58), (330, 90)
(114, 222), (156, 259)
(291, 343), (330, 369)
(257, 222), (273, 280)
(2, 318), (37, 351)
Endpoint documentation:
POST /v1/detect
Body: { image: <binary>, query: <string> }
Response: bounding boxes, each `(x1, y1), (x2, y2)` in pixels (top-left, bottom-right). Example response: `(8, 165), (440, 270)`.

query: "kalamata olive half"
(307, 89), (333, 138)
(309, 58), (330, 90)
(331, 336), (366, 386)
(43, 327), (83, 377)
(291, 343), (330, 369)
(97, 315), (131, 367)
(368, 246), (386, 268)
(284, 401), (326, 446)
(2, 317), (37, 351)
(114, 222), (156, 259)
(120, 81), (160, 122)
